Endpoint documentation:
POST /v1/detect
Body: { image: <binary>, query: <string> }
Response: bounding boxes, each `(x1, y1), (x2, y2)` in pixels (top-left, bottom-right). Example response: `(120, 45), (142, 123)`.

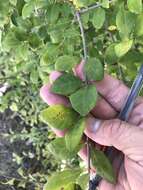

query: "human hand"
(40, 61), (143, 190)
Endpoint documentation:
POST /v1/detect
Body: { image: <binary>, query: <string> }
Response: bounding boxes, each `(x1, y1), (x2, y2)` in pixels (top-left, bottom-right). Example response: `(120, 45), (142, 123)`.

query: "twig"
(79, 0), (113, 14)
(0, 76), (16, 81)
(75, 11), (88, 62)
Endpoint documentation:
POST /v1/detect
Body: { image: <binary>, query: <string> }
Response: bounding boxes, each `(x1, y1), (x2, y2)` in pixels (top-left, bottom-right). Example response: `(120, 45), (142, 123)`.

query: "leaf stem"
(75, 11), (88, 63)
(79, 0), (113, 14)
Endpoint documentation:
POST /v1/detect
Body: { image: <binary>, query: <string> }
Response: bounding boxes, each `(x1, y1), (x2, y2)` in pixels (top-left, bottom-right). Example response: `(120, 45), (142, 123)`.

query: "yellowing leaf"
(115, 40), (133, 58)
(44, 168), (82, 190)
(102, 0), (109, 8)
(127, 0), (142, 14)
(40, 105), (79, 130)
(108, 25), (117, 31)
(70, 85), (97, 116)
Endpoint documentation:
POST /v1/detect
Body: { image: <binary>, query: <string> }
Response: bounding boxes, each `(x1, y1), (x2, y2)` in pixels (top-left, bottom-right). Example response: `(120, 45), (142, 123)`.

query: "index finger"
(95, 74), (129, 112)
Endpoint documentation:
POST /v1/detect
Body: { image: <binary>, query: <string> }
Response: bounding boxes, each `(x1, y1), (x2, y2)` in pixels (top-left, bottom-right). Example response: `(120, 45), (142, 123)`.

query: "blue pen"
(89, 64), (143, 190)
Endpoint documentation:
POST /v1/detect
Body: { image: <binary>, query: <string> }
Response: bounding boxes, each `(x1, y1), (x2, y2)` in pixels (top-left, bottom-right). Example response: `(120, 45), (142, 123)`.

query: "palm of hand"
(100, 98), (143, 190)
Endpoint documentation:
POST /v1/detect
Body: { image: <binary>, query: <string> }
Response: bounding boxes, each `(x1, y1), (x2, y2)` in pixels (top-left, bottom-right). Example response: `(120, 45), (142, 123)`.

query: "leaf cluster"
(1, 0), (143, 189)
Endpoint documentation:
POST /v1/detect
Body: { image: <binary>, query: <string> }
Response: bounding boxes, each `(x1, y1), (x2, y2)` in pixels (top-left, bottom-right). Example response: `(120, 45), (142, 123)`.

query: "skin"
(40, 61), (143, 190)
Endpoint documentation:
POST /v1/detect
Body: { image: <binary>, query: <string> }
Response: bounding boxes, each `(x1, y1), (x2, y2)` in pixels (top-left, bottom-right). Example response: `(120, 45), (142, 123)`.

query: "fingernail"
(86, 117), (101, 133)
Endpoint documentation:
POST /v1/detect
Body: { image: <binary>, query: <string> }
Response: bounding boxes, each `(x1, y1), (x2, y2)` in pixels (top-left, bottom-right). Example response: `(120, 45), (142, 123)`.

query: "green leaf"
(135, 13), (143, 37)
(92, 8), (105, 29)
(50, 4), (60, 24)
(64, 184), (76, 190)
(44, 168), (82, 190)
(73, 0), (95, 8)
(22, 2), (34, 19)
(76, 173), (88, 190)
(2, 32), (19, 51)
(49, 30), (62, 44)
(65, 118), (86, 152)
(28, 33), (41, 49)
(30, 70), (39, 84)
(85, 58), (104, 81)
(115, 40), (133, 57)
(48, 138), (81, 160)
(105, 44), (118, 64)
(116, 5), (136, 39)
(70, 85), (98, 116)
(91, 148), (116, 184)
(16, 43), (29, 60)
(127, 0), (142, 14)
(9, 0), (17, 6)
(55, 55), (79, 71)
(40, 105), (79, 130)
(81, 12), (90, 29)
(120, 50), (143, 64)
(51, 73), (83, 96)
(102, 0), (109, 8)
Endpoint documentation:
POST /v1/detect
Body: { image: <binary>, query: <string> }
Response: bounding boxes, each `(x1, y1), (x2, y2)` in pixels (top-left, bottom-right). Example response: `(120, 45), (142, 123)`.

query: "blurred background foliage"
(0, 0), (143, 189)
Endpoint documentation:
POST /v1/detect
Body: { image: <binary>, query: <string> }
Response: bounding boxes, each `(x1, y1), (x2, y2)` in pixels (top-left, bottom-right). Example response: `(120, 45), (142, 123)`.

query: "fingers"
(40, 84), (69, 106)
(95, 74), (129, 111)
(125, 157), (143, 190)
(91, 97), (117, 119)
(85, 116), (143, 161)
(40, 71), (70, 106)
(99, 179), (115, 190)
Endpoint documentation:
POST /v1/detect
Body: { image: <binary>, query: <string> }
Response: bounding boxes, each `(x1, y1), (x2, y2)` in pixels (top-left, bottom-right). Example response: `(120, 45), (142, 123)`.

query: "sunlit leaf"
(44, 168), (82, 190)
(116, 5), (136, 39)
(40, 105), (79, 130)
(115, 40), (133, 57)
(22, 2), (35, 19)
(127, 0), (142, 14)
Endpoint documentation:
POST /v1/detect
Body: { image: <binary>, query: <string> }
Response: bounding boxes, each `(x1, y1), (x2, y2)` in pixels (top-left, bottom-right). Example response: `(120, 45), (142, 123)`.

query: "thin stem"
(75, 11), (88, 62)
(87, 136), (91, 174)
(0, 76), (15, 81)
(79, 0), (113, 14)
(75, 11), (88, 85)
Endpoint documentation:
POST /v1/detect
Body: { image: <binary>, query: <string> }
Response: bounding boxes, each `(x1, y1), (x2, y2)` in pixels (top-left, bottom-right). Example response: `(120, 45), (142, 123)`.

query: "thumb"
(85, 116), (143, 160)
